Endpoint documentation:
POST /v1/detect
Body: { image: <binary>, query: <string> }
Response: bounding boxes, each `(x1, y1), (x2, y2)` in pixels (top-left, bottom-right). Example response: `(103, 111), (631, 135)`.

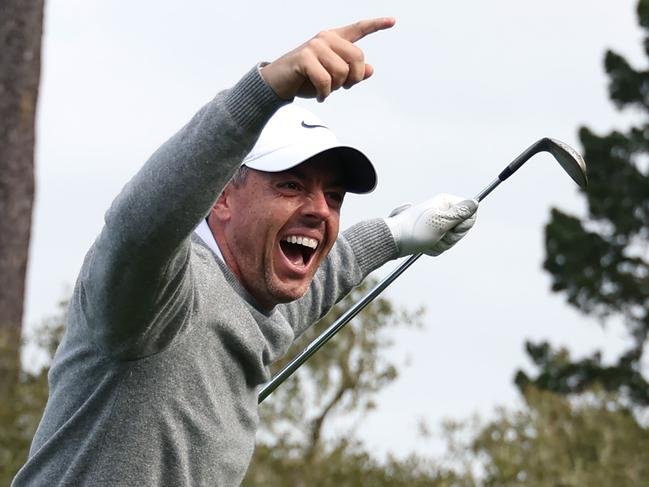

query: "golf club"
(258, 137), (588, 404)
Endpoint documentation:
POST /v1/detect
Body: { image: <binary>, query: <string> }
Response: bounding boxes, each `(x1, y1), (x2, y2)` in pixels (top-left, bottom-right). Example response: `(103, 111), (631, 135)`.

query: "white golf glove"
(384, 193), (478, 257)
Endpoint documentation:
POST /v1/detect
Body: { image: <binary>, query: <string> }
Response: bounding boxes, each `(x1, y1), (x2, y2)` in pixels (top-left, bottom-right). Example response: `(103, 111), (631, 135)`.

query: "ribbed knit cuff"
(224, 64), (290, 132)
(343, 219), (398, 277)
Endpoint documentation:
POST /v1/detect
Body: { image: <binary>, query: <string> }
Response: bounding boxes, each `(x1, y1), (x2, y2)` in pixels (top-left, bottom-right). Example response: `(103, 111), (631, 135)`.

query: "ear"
(210, 187), (233, 223)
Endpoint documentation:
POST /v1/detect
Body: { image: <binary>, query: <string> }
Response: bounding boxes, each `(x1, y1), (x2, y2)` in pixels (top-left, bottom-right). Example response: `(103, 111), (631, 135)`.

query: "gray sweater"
(12, 67), (397, 486)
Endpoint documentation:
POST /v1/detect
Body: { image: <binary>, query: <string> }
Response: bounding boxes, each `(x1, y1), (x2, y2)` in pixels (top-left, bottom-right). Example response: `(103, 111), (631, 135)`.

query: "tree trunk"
(0, 0), (44, 394)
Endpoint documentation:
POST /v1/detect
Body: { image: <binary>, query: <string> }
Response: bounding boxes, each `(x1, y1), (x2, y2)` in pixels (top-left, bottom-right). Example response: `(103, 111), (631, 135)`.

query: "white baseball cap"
(242, 104), (377, 193)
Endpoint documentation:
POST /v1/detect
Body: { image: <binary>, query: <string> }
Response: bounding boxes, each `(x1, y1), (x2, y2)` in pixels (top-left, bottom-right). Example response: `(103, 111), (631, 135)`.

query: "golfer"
(13, 18), (477, 486)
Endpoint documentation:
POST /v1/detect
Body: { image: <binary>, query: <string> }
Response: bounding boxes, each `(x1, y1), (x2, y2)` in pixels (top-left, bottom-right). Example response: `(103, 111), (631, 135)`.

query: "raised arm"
(80, 18), (397, 358)
(79, 68), (285, 357)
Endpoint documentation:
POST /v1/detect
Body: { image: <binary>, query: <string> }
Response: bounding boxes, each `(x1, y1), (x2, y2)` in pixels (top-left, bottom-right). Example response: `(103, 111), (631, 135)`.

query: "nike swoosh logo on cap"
(301, 121), (328, 129)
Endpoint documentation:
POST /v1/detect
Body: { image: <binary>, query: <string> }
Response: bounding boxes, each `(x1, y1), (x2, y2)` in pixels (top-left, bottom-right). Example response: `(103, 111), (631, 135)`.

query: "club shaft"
(474, 178), (501, 203)
(257, 181), (498, 404)
(258, 251), (422, 403)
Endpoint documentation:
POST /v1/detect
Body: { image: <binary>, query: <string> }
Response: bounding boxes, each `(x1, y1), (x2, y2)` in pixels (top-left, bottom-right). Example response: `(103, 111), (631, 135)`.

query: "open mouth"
(279, 236), (318, 268)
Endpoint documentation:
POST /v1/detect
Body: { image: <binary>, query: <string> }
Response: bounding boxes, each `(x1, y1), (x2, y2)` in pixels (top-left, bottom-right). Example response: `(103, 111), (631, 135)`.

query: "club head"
(538, 138), (588, 188)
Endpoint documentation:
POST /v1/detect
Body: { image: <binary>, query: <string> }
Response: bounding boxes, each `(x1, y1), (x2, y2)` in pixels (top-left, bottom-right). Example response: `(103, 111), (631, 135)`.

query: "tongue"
(280, 241), (305, 266)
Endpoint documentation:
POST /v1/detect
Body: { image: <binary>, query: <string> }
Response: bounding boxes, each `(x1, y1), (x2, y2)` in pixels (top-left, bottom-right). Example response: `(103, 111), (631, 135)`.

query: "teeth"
(282, 235), (318, 249)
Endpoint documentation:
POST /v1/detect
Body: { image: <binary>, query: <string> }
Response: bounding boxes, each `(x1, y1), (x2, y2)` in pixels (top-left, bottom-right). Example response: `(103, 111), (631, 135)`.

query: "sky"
(27, 0), (644, 458)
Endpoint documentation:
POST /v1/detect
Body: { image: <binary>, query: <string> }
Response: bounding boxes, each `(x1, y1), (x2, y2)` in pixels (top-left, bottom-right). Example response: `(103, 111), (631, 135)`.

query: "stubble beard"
(263, 264), (310, 306)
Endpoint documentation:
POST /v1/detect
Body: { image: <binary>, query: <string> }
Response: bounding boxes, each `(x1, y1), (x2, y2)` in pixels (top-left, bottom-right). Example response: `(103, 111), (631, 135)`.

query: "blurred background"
(2, 0), (648, 484)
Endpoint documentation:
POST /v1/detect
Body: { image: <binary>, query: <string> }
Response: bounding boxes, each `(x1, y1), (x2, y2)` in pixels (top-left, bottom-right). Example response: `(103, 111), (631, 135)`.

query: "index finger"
(332, 17), (396, 43)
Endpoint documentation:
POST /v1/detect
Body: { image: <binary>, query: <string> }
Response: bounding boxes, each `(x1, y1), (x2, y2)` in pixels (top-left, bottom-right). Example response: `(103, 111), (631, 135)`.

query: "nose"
(302, 189), (331, 221)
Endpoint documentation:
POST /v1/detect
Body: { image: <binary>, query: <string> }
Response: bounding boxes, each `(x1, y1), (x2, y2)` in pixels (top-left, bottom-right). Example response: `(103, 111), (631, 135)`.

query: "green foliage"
(470, 387), (649, 487)
(0, 305), (65, 485)
(516, 341), (649, 406)
(246, 440), (471, 487)
(0, 368), (49, 483)
(524, 0), (649, 403)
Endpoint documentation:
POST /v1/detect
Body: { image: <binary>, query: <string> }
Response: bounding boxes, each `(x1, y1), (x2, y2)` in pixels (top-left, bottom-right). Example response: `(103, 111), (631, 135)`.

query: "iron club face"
(540, 138), (588, 188)
(476, 137), (587, 202)
(500, 137), (587, 187)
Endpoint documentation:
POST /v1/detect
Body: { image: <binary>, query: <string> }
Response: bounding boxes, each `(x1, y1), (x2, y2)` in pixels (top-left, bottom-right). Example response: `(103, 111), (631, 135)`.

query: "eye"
(277, 181), (302, 192)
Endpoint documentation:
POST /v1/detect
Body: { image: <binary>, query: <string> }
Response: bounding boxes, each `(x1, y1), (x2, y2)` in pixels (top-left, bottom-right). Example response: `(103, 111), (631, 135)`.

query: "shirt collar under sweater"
(194, 219), (224, 262)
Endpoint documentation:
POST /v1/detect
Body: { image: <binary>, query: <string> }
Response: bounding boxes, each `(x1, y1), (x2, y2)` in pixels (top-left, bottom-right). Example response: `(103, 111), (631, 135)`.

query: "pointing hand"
(260, 17), (396, 102)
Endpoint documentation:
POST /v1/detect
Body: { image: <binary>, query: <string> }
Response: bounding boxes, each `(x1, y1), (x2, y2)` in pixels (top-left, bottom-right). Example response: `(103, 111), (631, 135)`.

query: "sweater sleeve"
(78, 67), (288, 359)
(277, 218), (398, 338)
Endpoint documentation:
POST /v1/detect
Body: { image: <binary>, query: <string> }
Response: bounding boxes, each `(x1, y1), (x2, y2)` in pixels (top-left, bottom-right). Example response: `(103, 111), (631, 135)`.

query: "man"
(13, 18), (477, 486)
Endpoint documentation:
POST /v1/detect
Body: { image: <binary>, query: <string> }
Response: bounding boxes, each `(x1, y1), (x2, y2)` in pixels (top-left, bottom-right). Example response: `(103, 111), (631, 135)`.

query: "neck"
(207, 214), (275, 312)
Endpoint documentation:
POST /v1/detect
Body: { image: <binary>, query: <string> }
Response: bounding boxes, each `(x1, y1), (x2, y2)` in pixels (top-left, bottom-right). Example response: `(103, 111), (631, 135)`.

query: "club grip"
(498, 165), (515, 181)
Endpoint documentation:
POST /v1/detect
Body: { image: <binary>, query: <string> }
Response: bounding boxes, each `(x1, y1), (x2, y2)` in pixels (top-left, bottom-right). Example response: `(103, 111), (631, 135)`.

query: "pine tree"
(516, 0), (649, 405)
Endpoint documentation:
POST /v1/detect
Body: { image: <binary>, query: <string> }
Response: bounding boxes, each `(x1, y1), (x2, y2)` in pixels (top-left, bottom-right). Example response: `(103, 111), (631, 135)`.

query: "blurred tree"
(516, 0), (649, 405)
(243, 280), (472, 486)
(464, 387), (649, 486)
(0, 302), (65, 485)
(0, 0), (45, 436)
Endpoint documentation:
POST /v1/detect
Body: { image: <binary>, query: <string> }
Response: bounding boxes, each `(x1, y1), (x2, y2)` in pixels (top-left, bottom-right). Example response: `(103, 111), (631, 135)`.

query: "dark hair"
(229, 165), (250, 187)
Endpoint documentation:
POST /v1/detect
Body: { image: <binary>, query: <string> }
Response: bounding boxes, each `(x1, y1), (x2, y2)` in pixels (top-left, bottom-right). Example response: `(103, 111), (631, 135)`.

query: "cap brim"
(244, 144), (377, 194)
(321, 146), (377, 194)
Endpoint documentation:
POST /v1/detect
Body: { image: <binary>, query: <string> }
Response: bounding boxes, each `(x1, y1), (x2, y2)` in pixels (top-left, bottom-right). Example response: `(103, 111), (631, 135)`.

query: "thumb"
(444, 199), (478, 236)
(449, 199), (478, 220)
